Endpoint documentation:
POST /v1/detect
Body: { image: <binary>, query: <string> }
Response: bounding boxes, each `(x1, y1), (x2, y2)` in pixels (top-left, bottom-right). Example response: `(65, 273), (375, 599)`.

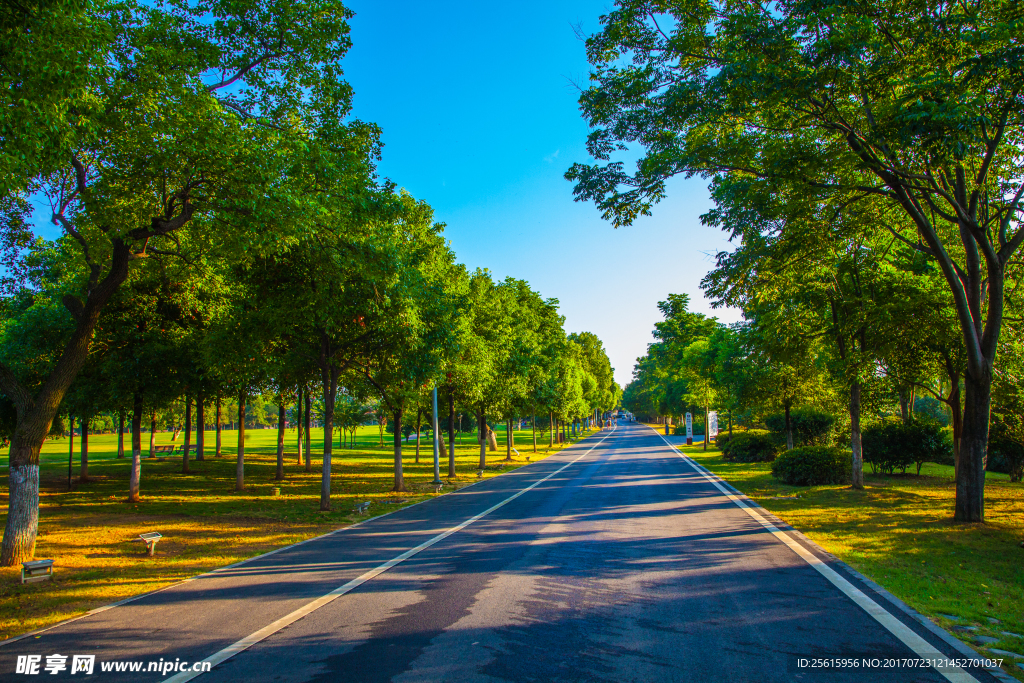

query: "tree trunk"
(117, 412), (125, 459)
(955, 370), (991, 522)
(276, 401), (285, 481)
(950, 383), (963, 480)
(532, 409), (537, 453)
(478, 409), (487, 469)
(304, 389), (312, 473)
(196, 395), (205, 461)
(182, 397), (191, 474)
(0, 451), (40, 564)
(549, 411), (554, 447)
(850, 380), (864, 489)
(505, 418), (512, 461)
(392, 407), (406, 492)
(415, 407), (422, 464)
(447, 390), (456, 477)
(80, 416), (89, 481)
(236, 392), (246, 492)
(784, 404), (794, 451)
(296, 388), (304, 465)
(149, 413), (157, 457)
(215, 396), (222, 457)
(66, 415), (74, 491)
(320, 373), (338, 511)
(703, 406), (708, 451)
(129, 393), (142, 502)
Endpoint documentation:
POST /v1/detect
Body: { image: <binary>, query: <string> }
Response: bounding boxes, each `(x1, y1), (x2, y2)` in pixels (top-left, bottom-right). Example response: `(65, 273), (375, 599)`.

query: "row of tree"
(570, 0), (1024, 523)
(0, 0), (620, 565)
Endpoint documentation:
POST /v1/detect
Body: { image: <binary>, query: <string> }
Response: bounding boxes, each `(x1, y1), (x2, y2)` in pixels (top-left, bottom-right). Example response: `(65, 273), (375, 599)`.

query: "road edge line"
(646, 426), (982, 683)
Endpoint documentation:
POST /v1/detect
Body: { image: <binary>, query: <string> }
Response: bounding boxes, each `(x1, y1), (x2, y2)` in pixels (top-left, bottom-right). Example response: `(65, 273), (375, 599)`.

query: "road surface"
(1, 422), (1006, 683)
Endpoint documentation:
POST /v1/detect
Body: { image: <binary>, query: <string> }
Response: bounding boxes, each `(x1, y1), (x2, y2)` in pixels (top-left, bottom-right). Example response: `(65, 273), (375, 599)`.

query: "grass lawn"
(661, 431), (1024, 680)
(0, 421), (588, 641)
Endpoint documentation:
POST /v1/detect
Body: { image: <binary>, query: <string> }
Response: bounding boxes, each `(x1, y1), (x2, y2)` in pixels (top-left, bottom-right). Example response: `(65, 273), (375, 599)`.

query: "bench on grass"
(354, 502), (371, 515)
(151, 445), (174, 455)
(21, 559), (54, 584)
(176, 444), (197, 454)
(138, 532), (162, 556)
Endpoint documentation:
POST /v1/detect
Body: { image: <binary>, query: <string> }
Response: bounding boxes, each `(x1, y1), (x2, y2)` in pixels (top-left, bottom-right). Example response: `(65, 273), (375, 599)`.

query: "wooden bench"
(151, 445), (174, 456)
(354, 502), (371, 515)
(176, 444), (197, 454)
(138, 532), (162, 556)
(21, 559), (54, 584)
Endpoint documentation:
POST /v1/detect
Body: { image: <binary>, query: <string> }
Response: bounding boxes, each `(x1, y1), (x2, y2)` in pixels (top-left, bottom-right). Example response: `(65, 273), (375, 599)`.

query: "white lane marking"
(646, 427), (977, 683)
(163, 425), (618, 683)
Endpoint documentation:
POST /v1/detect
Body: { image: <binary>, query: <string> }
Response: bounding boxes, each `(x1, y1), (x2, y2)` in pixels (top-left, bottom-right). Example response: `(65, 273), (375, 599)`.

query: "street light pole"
(432, 386), (442, 486)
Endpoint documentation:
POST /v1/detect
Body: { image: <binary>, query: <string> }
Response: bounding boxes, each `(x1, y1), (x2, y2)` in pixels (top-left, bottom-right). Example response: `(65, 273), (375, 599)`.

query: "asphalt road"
(0, 422), (1007, 683)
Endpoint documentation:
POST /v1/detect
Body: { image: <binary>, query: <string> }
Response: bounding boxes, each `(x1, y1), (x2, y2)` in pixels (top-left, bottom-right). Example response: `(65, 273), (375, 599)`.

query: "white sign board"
(685, 412), (693, 440)
(708, 411), (719, 439)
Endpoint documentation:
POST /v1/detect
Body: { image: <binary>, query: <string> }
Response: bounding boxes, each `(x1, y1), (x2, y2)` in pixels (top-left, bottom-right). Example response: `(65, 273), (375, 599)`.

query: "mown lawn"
(671, 436), (1024, 680)
(0, 422), (584, 640)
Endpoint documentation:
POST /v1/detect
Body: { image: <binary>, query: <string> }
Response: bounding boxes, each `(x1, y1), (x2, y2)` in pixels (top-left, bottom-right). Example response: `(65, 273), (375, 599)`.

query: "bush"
(771, 446), (850, 486)
(722, 432), (778, 463)
(716, 429), (767, 452)
(862, 418), (950, 475)
(988, 416), (1024, 482)
(764, 408), (836, 447)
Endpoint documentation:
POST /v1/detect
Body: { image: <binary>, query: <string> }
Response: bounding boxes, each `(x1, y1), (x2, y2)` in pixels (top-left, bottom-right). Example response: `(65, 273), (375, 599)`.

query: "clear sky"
(341, 0), (741, 387)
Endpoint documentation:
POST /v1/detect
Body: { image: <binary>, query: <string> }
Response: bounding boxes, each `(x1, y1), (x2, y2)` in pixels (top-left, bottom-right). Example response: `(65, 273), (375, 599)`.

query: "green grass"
(0, 422), (592, 640)
(668, 435), (1024, 680)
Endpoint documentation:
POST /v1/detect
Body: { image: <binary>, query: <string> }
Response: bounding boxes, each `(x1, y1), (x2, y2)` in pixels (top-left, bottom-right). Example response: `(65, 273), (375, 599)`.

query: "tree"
(0, 0), (362, 564)
(569, 0), (1024, 522)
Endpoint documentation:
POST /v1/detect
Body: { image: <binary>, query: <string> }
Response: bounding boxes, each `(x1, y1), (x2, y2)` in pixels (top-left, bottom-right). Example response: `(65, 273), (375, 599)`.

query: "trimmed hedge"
(771, 446), (850, 486)
(862, 418), (950, 475)
(716, 429), (768, 452)
(722, 432), (777, 463)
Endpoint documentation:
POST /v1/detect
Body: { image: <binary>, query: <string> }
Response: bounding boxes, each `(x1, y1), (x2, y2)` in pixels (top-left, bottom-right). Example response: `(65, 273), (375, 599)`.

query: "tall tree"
(569, 0), (1024, 522)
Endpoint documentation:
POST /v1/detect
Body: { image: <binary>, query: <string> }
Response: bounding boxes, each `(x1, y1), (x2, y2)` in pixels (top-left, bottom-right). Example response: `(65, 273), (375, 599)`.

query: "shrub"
(723, 432), (778, 463)
(988, 416), (1024, 482)
(862, 418), (950, 475)
(716, 429), (767, 452)
(771, 446), (850, 486)
(764, 408), (836, 447)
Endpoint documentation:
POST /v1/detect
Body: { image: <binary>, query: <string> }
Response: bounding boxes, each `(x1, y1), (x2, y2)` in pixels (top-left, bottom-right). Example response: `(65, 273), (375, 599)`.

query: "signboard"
(685, 412), (693, 445)
(708, 411), (719, 439)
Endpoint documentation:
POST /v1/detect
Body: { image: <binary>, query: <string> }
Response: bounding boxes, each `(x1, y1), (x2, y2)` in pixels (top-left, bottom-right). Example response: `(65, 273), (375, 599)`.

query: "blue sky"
(342, 0), (741, 386)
